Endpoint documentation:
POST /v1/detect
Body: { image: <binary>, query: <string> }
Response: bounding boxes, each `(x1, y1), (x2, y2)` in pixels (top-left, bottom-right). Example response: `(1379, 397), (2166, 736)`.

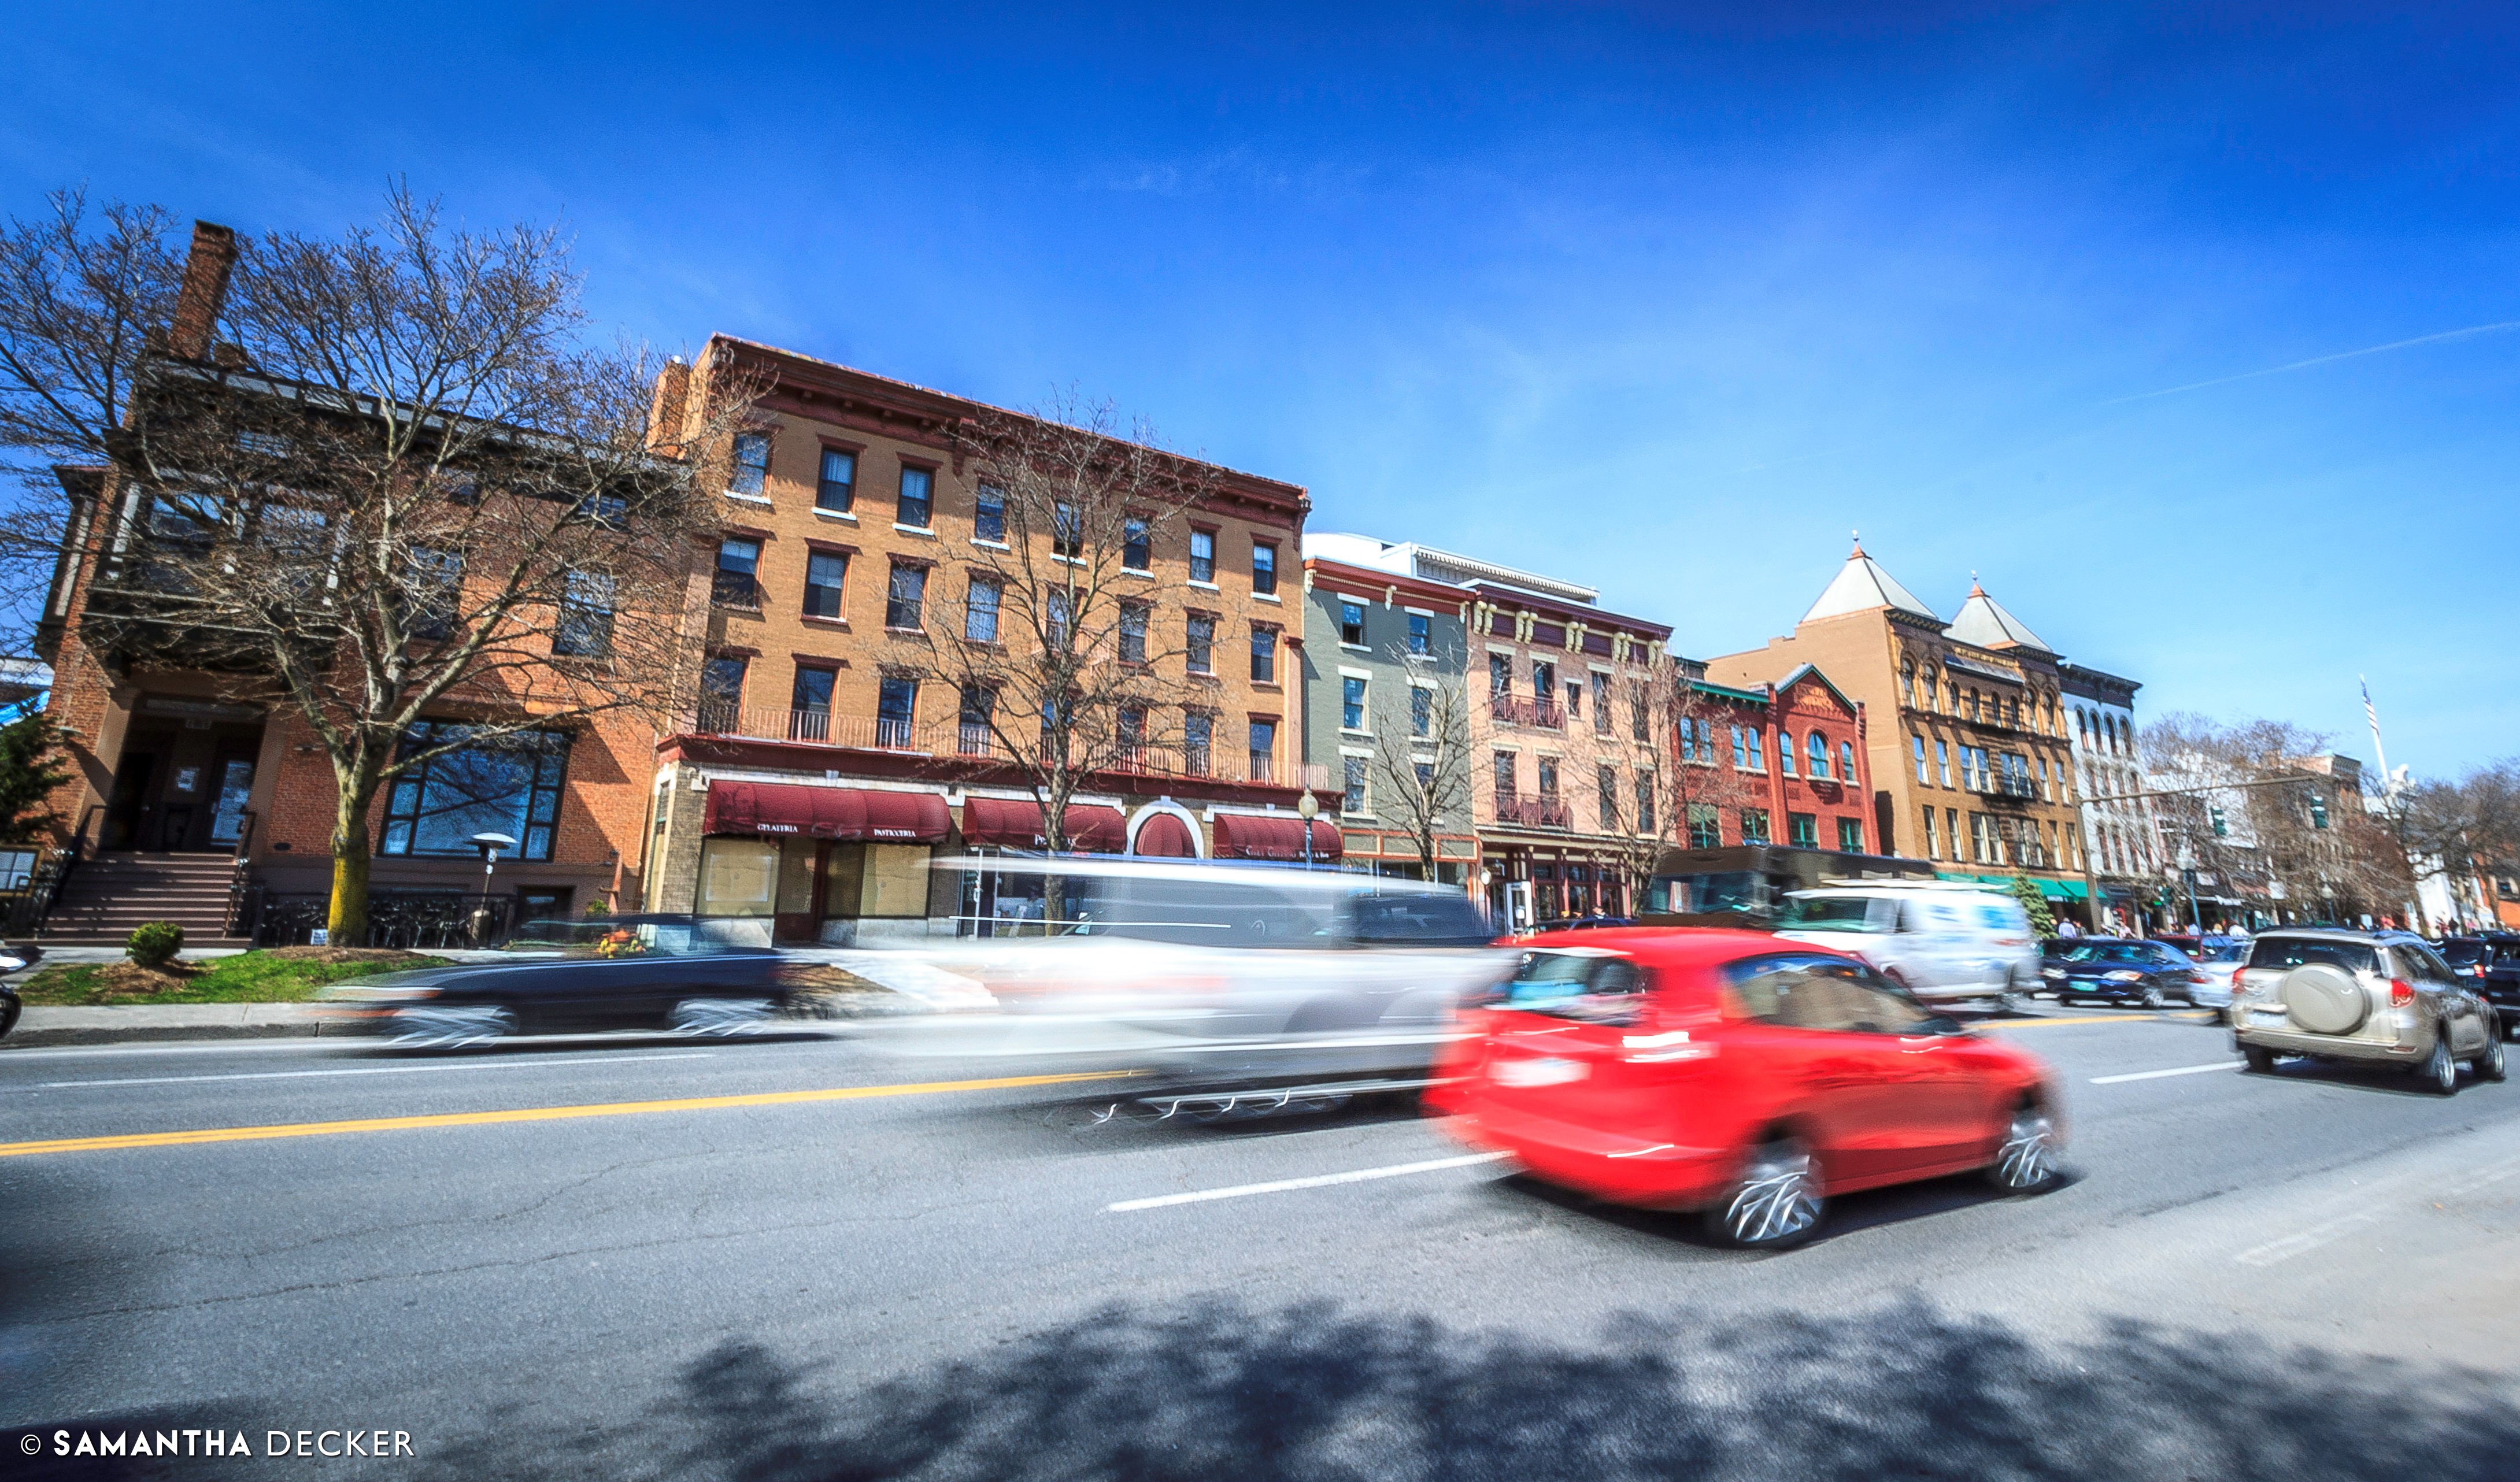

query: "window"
(1841, 742), (1856, 781)
(1778, 731), (1796, 776)
(1788, 812), (1818, 849)
(1725, 954), (1933, 1035)
(1187, 614), (1215, 673)
(1838, 817), (1864, 854)
(1189, 529), (1215, 583)
(1117, 600), (1148, 662)
(817, 448), (856, 513)
(1183, 711), (1213, 775)
(1494, 751), (1518, 797)
(699, 655), (745, 728)
(1901, 662), (1915, 707)
(1537, 757), (1560, 798)
(1635, 774), (1656, 834)
(572, 490), (627, 526)
(1252, 541), (1277, 595)
(730, 432), (769, 496)
(1121, 517), (1149, 570)
(1622, 678), (1640, 740)
(1052, 501), (1080, 560)
(876, 675), (917, 749)
(1489, 654), (1512, 698)
(713, 538), (761, 609)
(1731, 724), (1747, 769)
(2007, 696), (2021, 728)
(964, 576), (1001, 643)
(1566, 680), (1582, 721)
(1407, 613), (1431, 655)
(405, 546), (462, 641)
(1741, 808), (1771, 845)
(380, 724), (571, 862)
(804, 550), (848, 619)
(885, 562), (926, 629)
(1597, 765), (1620, 831)
(1410, 685), (1433, 738)
(1250, 627), (1276, 683)
(897, 466), (933, 528)
(1344, 755), (1368, 814)
(1341, 601), (1367, 646)
(1532, 660), (1555, 703)
(1936, 740), (1951, 787)
(1117, 705), (1148, 762)
(958, 686), (995, 755)
(1970, 812), (1994, 864)
(1413, 760), (1436, 797)
(1342, 675), (1367, 730)
(1920, 806), (1938, 859)
(1913, 735), (1929, 783)
(790, 666), (835, 739)
(1808, 732), (1829, 778)
(1248, 718), (1275, 782)
(975, 483), (1005, 542)
(1045, 588), (1072, 648)
(1689, 803), (1722, 849)
(1745, 728), (1765, 771)
(1948, 808), (1961, 858)
(554, 570), (615, 655)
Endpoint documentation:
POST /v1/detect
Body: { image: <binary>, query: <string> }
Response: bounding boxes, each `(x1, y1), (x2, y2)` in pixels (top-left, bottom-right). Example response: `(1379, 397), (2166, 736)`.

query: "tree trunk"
(327, 780), (378, 946)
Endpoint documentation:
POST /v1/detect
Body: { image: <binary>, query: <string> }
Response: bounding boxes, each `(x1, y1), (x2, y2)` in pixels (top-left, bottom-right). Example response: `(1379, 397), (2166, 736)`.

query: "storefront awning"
(704, 781), (951, 842)
(1131, 811), (1199, 858)
(1211, 813), (1342, 862)
(959, 797), (1127, 853)
(1934, 871), (2087, 901)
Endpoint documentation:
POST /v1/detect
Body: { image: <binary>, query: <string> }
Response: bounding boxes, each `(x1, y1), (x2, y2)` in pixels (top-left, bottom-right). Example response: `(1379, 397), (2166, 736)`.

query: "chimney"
(167, 221), (239, 361)
(647, 355), (691, 454)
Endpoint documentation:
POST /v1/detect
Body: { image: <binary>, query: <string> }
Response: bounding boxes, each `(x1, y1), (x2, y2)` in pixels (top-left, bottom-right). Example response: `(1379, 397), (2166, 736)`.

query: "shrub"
(2008, 875), (2058, 940)
(127, 921), (184, 968)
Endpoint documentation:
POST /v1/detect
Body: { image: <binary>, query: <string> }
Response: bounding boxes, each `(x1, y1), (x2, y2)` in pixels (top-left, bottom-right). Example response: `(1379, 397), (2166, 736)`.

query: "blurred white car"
(2184, 939), (2249, 1019)
(1772, 881), (2041, 1008)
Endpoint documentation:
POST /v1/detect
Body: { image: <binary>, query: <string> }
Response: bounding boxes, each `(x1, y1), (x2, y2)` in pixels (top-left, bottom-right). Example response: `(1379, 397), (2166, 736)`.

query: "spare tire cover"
(2282, 963), (2369, 1035)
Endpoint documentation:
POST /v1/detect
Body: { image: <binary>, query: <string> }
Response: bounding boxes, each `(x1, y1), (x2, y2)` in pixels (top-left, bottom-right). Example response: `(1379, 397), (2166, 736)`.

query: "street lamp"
(1297, 791), (1318, 869)
(470, 832), (517, 944)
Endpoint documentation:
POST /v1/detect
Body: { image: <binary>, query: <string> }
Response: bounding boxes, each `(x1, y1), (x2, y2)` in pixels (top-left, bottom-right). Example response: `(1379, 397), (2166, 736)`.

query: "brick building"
(27, 223), (657, 945)
(1705, 543), (2097, 922)
(1668, 661), (1883, 857)
(641, 337), (1317, 943)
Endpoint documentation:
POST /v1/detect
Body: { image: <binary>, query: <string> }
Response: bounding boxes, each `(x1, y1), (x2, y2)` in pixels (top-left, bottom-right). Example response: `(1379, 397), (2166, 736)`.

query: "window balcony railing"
(958, 721), (996, 758)
(1248, 754), (1275, 785)
(1488, 694), (1564, 730)
(1492, 790), (1572, 829)
(692, 705), (940, 753)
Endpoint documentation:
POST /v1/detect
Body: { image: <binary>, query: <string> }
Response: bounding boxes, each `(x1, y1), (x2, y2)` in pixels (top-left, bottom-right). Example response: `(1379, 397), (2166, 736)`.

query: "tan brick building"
(642, 336), (1316, 943)
(1705, 543), (2099, 921)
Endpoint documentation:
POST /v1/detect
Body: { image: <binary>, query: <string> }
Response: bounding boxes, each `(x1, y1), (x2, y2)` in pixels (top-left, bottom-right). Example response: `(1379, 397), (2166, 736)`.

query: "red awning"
(1210, 813), (1342, 862)
(959, 797), (1127, 853)
(702, 781), (951, 842)
(1130, 811), (1199, 858)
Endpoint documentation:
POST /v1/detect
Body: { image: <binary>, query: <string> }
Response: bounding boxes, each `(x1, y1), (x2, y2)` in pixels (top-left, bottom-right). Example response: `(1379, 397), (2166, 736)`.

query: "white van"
(1772, 882), (2040, 1008)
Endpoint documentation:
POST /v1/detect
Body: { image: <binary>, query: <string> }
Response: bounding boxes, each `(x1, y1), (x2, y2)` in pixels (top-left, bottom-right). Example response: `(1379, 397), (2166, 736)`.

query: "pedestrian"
(2057, 918), (2081, 939)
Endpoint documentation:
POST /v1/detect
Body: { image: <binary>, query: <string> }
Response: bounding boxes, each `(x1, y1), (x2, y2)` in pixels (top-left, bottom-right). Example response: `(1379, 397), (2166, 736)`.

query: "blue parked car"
(2041, 938), (2207, 1009)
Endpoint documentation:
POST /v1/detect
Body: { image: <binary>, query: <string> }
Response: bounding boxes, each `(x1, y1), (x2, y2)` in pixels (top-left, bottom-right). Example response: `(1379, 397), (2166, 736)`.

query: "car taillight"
(2389, 980), (2414, 1007)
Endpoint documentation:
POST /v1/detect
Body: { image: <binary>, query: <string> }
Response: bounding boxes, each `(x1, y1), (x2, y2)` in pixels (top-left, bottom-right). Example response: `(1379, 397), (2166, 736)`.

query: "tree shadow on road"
(421, 1296), (2520, 1482)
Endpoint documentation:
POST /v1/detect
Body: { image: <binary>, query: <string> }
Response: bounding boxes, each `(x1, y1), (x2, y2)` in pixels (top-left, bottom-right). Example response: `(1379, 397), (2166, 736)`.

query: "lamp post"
(469, 832), (517, 944)
(1297, 791), (1318, 870)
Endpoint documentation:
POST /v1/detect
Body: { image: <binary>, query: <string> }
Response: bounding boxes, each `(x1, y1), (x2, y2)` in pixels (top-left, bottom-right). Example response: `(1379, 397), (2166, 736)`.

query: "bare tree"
(920, 394), (1221, 875)
(1360, 640), (1477, 881)
(2397, 759), (2520, 922)
(0, 187), (757, 941)
(2142, 712), (2415, 927)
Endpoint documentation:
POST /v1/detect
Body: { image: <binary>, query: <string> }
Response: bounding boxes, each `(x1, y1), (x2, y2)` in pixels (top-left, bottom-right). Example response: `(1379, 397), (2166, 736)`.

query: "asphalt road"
(3, 1007), (2516, 1480)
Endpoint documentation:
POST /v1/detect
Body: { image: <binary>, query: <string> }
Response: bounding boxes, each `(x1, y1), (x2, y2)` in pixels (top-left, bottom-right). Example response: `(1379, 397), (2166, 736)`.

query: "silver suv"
(2230, 929), (2506, 1093)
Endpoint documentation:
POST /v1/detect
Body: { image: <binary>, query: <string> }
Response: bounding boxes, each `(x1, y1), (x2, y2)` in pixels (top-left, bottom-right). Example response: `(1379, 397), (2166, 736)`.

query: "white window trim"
(1253, 592), (1282, 604)
(969, 537), (1009, 550)
(893, 523), (937, 538)
(1188, 579), (1220, 592)
(724, 490), (773, 506)
(812, 507), (857, 523)
(1402, 605), (1436, 617)
(1336, 665), (1374, 680)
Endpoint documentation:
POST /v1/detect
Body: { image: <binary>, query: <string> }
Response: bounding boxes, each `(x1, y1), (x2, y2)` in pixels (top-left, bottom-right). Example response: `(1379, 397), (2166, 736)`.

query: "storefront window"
(380, 724), (571, 861)
(698, 838), (778, 917)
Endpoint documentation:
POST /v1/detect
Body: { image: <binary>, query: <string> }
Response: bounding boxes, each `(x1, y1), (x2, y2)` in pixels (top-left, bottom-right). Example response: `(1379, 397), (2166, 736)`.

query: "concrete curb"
(2, 1004), (337, 1048)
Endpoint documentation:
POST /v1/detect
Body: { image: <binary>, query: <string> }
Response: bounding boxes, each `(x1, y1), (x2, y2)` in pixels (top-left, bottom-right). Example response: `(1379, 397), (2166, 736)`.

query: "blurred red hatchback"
(1429, 929), (2066, 1248)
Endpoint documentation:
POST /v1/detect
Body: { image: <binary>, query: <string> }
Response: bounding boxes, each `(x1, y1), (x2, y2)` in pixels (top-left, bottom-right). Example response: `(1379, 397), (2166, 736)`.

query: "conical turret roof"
(1944, 581), (2052, 653)
(1802, 540), (1941, 624)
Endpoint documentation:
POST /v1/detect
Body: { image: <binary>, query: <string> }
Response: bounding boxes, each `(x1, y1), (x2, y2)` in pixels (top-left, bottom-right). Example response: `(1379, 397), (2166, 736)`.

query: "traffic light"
(2208, 804), (2228, 838)
(2308, 791), (2329, 829)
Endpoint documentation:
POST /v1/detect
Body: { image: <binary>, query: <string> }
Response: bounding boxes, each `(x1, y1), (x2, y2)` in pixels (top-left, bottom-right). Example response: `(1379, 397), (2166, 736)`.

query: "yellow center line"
(0, 1069), (1141, 1159)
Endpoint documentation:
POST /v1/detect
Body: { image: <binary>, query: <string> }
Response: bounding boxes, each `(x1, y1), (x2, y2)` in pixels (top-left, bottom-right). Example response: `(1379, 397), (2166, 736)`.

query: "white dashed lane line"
(2089, 1061), (2243, 1085)
(1108, 1151), (1512, 1213)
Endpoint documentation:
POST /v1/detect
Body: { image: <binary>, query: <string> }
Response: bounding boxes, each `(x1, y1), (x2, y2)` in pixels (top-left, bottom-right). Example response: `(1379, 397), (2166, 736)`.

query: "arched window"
(1901, 662), (1915, 707)
(1808, 732), (1829, 777)
(1841, 742), (1857, 781)
(1778, 729), (1797, 775)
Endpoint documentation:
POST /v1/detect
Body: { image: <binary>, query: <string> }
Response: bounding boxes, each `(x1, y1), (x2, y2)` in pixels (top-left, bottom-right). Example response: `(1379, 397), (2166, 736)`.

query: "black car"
(319, 916), (796, 1047)
(2438, 933), (2520, 1036)
(2041, 938), (2207, 1009)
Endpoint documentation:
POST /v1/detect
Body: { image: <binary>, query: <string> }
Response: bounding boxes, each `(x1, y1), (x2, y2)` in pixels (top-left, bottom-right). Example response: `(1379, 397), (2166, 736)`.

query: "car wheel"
(0, 991), (18, 1039)
(1987, 1103), (2060, 1194)
(389, 1004), (517, 1050)
(2140, 985), (2167, 1011)
(670, 998), (776, 1037)
(2417, 1036), (2458, 1095)
(2242, 1044), (2277, 1074)
(2477, 1032), (2507, 1084)
(1708, 1134), (1825, 1250)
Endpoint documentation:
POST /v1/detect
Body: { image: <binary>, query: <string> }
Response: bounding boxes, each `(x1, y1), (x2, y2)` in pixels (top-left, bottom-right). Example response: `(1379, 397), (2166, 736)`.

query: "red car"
(1429, 929), (2065, 1248)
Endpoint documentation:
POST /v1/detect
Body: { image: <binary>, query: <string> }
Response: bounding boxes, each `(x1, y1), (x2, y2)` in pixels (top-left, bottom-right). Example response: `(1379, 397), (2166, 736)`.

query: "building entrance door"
(102, 714), (267, 852)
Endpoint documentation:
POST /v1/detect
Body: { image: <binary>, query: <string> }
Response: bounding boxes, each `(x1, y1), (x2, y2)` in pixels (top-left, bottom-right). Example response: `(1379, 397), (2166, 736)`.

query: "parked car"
(2230, 929), (2506, 1092)
(2041, 938), (2208, 1010)
(0, 943), (32, 1039)
(1429, 929), (2064, 1249)
(1771, 882), (2040, 1009)
(317, 915), (797, 1047)
(2437, 935), (2520, 1036)
(2151, 932), (2244, 959)
(2184, 939), (2251, 1019)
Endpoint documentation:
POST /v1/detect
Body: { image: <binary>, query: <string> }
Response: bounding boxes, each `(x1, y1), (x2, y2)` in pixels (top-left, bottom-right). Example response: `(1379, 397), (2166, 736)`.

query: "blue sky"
(6, 2), (2516, 775)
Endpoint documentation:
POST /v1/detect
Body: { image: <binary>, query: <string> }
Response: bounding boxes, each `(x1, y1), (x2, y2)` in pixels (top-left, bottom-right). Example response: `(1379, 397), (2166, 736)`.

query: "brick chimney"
(647, 355), (691, 454)
(166, 221), (239, 361)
